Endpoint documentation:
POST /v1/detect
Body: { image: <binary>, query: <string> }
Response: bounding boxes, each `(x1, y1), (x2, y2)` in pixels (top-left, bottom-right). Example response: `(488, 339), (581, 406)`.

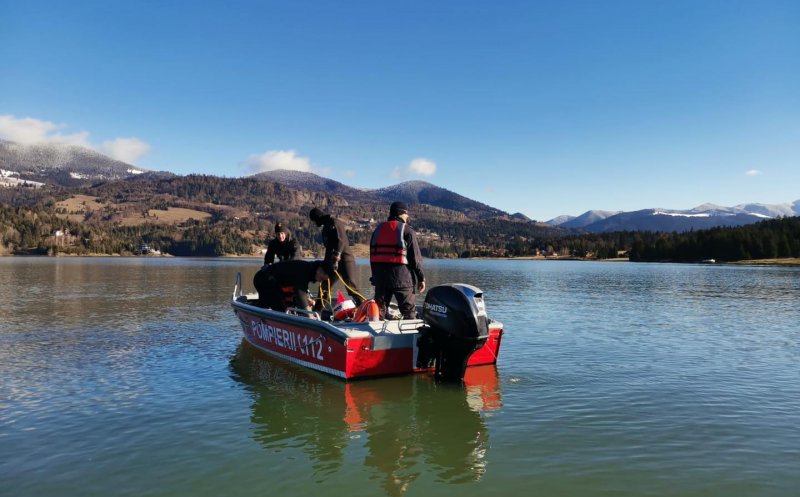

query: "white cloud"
(0, 114), (90, 147)
(391, 157), (437, 178)
(242, 149), (314, 173)
(100, 137), (151, 164)
(745, 169), (763, 176)
(0, 114), (150, 164)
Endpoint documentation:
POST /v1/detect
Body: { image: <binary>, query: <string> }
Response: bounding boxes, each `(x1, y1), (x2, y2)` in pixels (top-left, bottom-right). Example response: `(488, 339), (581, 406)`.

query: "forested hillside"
(0, 174), (563, 257)
(628, 217), (800, 262)
(2, 174), (797, 261)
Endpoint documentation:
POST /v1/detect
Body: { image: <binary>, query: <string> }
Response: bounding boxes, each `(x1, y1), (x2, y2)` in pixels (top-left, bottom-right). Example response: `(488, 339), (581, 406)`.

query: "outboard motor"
(417, 284), (489, 381)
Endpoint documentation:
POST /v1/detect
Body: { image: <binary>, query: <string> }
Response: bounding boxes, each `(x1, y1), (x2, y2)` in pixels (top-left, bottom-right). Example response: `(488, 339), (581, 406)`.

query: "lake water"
(1, 257), (799, 497)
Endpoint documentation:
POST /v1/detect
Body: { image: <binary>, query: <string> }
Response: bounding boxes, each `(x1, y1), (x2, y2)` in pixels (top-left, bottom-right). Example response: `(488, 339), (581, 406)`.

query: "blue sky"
(1, 0), (798, 221)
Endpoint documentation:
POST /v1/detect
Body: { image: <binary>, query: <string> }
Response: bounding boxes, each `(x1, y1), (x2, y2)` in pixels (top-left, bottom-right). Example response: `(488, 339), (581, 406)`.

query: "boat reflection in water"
(230, 340), (503, 495)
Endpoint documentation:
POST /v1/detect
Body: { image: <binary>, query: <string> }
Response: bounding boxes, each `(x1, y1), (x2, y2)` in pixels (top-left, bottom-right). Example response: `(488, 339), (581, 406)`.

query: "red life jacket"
(370, 220), (408, 264)
(281, 286), (295, 306)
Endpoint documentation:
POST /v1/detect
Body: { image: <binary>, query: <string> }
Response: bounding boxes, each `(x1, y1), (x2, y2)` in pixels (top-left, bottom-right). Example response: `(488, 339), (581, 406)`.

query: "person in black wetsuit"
(253, 260), (329, 311)
(369, 201), (425, 319)
(263, 222), (302, 265)
(308, 208), (364, 306)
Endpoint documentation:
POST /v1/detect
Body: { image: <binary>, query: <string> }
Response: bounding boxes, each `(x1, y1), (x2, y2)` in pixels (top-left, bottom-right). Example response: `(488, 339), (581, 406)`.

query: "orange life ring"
(353, 299), (380, 322)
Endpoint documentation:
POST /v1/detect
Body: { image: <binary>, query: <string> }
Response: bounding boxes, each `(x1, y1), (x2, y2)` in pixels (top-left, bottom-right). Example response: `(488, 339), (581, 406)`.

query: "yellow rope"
(317, 270), (368, 310)
(333, 269), (368, 301)
(317, 278), (334, 311)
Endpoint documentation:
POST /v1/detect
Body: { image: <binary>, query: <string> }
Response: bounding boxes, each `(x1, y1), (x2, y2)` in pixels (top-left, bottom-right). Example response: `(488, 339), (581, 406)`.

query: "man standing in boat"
(308, 207), (364, 306)
(369, 201), (425, 319)
(253, 260), (330, 312)
(263, 222), (302, 265)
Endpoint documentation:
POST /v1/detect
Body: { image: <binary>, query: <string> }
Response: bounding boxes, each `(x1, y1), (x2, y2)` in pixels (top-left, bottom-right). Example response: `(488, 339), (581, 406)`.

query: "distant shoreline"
(466, 256), (629, 262)
(477, 256), (800, 266)
(2, 252), (799, 266)
(727, 258), (800, 266)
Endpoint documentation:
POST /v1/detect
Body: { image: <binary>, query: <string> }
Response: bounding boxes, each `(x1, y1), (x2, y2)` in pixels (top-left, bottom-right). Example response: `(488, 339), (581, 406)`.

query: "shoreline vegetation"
(2, 251), (799, 267)
(727, 258), (800, 266)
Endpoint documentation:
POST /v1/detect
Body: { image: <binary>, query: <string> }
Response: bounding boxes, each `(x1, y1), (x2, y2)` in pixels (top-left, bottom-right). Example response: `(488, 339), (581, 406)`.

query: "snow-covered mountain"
(0, 139), (154, 186)
(728, 202), (798, 218)
(550, 210), (621, 229)
(545, 214), (575, 226)
(549, 201), (800, 233)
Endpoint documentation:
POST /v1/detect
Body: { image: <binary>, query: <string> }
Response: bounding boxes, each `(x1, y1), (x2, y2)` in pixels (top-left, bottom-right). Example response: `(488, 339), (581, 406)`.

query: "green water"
(1, 257), (799, 496)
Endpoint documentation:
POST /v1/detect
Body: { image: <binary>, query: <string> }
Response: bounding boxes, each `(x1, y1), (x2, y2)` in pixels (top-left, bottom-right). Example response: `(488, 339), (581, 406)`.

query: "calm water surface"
(1, 257), (799, 497)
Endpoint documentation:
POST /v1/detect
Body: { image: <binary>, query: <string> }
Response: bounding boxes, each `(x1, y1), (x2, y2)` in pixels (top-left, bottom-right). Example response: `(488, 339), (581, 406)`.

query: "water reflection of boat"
(230, 341), (502, 495)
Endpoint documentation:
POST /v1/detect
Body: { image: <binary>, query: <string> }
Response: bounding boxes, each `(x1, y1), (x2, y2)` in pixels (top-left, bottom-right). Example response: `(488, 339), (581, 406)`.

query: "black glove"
(328, 254), (340, 272)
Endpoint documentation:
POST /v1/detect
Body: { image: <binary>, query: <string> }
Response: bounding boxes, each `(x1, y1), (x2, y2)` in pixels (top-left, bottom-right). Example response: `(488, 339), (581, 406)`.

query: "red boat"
(231, 272), (504, 381)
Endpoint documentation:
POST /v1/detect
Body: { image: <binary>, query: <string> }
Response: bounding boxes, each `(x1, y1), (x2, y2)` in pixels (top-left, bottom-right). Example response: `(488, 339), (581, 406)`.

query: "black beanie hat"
(389, 201), (408, 216)
(309, 208), (325, 222)
(274, 222), (286, 234)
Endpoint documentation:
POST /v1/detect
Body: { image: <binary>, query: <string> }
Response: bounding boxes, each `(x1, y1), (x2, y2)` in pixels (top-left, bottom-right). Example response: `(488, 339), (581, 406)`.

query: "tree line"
(628, 217), (800, 262)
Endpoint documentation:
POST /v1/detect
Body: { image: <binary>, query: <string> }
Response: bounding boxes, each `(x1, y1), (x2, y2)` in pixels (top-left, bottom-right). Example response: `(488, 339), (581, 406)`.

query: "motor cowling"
(417, 284), (490, 381)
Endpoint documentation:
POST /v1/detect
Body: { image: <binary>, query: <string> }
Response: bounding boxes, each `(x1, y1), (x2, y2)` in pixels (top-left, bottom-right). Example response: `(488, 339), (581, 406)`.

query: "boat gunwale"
(232, 296), (504, 338)
(231, 297), (375, 343)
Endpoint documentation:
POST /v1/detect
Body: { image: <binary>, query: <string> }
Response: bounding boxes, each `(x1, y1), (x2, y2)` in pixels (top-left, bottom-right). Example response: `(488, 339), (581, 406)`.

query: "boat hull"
(232, 298), (503, 380)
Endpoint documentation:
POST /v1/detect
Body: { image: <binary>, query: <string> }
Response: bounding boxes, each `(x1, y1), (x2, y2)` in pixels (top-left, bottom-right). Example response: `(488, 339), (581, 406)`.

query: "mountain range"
(252, 169), (509, 220)
(546, 201), (800, 233)
(1, 139), (797, 233)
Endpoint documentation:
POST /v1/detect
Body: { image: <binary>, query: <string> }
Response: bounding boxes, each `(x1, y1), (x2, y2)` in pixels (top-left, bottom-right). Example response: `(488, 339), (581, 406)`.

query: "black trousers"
(322, 254), (364, 306)
(253, 273), (287, 311)
(374, 285), (416, 319)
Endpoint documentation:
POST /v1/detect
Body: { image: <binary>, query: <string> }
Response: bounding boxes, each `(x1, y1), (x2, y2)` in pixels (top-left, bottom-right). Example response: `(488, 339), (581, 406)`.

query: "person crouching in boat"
(253, 260), (330, 312)
(369, 201), (426, 319)
(263, 222), (302, 265)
